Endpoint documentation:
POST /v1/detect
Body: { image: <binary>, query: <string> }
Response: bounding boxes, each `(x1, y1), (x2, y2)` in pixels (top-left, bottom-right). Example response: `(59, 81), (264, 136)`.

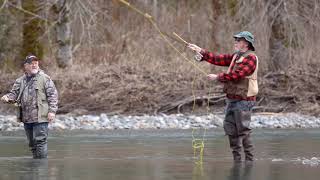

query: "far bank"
(1, 112), (319, 132)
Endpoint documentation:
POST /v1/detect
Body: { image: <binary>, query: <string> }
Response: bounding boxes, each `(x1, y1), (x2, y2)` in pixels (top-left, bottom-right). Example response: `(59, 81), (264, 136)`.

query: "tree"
(112, 0), (120, 22)
(211, 0), (223, 50)
(52, 0), (72, 68)
(268, 0), (288, 71)
(21, 0), (45, 62)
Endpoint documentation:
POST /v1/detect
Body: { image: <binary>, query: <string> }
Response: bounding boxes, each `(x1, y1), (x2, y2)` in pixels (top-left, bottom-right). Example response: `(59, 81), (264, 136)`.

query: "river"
(0, 129), (319, 180)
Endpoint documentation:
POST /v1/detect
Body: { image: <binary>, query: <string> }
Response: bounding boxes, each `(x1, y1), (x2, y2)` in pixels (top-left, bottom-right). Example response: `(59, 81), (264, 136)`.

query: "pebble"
(0, 113), (320, 131)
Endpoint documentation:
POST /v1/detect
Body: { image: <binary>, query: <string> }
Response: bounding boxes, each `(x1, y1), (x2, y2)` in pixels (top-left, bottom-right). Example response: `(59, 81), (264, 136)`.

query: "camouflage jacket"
(6, 70), (58, 123)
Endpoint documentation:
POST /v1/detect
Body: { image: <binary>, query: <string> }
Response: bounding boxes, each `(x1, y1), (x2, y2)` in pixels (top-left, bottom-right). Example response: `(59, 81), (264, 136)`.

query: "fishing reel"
(194, 52), (203, 62)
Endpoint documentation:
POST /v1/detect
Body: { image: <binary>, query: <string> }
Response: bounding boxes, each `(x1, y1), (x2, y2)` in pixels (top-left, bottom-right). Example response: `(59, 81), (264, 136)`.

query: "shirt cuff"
(217, 73), (226, 82)
(200, 49), (207, 55)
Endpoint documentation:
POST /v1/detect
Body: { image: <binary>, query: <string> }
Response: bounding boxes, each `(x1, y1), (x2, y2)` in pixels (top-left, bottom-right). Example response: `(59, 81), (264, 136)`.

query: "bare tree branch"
(7, 1), (48, 22)
(0, 0), (8, 11)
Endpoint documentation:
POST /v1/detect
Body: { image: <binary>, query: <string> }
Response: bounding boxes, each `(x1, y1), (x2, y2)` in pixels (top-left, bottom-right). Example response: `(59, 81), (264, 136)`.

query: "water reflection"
(227, 163), (253, 180)
(19, 159), (49, 180)
(1, 129), (320, 180)
(192, 160), (204, 180)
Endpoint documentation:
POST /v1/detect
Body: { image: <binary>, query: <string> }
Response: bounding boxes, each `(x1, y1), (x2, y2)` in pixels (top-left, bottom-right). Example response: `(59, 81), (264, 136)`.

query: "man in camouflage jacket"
(1, 55), (58, 159)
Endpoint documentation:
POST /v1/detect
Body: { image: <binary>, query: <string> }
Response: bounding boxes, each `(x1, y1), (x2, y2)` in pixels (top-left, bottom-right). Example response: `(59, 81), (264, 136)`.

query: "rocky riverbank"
(0, 113), (320, 131)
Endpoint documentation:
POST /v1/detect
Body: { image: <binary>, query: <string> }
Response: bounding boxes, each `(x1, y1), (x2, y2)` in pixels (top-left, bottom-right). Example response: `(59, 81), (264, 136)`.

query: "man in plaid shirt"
(188, 31), (258, 163)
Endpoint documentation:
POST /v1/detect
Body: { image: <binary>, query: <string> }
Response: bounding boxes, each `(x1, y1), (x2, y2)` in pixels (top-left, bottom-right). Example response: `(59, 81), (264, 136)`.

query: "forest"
(0, 0), (319, 116)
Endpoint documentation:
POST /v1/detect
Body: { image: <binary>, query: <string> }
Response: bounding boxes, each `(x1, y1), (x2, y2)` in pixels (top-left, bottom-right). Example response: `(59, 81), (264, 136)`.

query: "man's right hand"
(48, 112), (55, 123)
(1, 95), (10, 103)
(187, 43), (202, 53)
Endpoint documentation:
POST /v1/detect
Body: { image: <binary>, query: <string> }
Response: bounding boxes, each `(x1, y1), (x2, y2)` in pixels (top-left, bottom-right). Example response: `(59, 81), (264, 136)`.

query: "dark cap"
(24, 55), (39, 64)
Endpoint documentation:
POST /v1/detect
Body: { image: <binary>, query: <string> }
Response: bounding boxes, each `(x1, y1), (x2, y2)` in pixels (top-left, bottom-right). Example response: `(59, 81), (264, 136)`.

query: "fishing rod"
(117, 1), (208, 165)
(173, 32), (189, 45)
(117, 0), (208, 76)
(172, 32), (203, 61)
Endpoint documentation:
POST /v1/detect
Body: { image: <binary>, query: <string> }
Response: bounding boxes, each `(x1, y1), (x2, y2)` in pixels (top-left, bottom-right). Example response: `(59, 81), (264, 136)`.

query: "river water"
(0, 129), (319, 180)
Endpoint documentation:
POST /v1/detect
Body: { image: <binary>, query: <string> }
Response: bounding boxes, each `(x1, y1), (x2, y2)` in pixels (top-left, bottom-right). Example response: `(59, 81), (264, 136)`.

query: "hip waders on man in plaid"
(224, 99), (255, 162)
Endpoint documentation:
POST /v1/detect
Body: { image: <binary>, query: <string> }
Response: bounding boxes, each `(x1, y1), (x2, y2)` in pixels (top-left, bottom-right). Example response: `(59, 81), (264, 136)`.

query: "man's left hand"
(1, 95), (10, 103)
(48, 112), (55, 122)
(207, 74), (218, 81)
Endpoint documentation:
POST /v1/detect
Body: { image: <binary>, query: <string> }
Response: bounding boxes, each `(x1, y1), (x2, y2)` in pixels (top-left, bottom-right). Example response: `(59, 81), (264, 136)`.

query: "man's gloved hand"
(187, 43), (202, 53)
(1, 95), (10, 103)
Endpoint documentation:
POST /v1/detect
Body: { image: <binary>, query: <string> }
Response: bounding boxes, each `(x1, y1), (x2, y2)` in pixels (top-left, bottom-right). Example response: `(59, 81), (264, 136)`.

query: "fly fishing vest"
(223, 51), (259, 98)
(16, 71), (49, 122)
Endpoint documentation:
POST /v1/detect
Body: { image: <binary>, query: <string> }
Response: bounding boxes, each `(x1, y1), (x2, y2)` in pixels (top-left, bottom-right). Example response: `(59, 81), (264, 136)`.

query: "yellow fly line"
(117, 0), (208, 164)
(117, 0), (208, 76)
(192, 128), (206, 164)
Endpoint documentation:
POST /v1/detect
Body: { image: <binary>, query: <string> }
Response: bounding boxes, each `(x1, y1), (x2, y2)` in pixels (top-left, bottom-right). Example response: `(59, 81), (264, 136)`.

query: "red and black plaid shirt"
(201, 50), (257, 100)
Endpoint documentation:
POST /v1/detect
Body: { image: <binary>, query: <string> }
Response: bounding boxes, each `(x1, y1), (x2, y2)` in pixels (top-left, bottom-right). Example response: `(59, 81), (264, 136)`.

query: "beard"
(234, 48), (240, 54)
(30, 68), (39, 74)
